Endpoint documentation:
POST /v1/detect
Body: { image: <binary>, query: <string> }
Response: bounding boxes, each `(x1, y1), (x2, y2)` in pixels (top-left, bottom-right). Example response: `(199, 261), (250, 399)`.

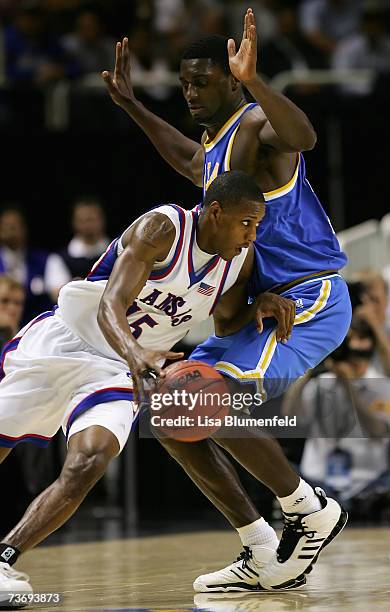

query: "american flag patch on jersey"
(197, 282), (215, 296)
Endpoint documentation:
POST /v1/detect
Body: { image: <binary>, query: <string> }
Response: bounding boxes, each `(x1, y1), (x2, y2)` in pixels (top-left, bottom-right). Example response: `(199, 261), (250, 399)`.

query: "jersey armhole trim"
(149, 205), (186, 281)
(263, 153), (300, 202)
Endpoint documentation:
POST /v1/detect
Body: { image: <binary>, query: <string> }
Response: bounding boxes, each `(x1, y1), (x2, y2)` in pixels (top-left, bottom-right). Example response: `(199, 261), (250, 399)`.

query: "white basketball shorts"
(0, 310), (137, 453)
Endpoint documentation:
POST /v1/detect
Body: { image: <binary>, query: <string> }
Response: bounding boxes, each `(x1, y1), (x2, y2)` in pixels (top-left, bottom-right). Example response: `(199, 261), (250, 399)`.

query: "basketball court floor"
(14, 527), (390, 611)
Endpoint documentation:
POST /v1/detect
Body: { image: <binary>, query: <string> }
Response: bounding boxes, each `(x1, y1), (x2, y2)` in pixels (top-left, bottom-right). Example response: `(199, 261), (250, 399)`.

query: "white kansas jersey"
(57, 205), (248, 362)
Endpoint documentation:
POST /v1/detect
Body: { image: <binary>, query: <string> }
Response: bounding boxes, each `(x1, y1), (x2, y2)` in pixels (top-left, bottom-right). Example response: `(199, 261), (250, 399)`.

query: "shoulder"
(239, 105), (267, 131)
(125, 210), (176, 247)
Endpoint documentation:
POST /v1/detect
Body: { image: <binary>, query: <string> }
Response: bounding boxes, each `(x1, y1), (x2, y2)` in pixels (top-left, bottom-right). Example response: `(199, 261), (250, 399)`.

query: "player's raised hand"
(101, 37), (136, 108)
(227, 8), (258, 84)
(255, 293), (296, 342)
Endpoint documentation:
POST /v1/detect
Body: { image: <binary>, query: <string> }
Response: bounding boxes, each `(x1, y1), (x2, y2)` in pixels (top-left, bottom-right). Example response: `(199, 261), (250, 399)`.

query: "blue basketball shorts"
(190, 275), (352, 402)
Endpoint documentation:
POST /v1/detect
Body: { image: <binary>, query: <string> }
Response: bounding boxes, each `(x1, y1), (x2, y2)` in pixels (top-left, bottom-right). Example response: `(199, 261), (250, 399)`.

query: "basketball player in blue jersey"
(103, 7), (352, 592)
(0, 172), (277, 600)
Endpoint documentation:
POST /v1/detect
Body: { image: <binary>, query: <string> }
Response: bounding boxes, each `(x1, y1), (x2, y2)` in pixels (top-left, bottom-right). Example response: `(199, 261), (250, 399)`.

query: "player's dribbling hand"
(255, 292), (296, 342)
(227, 8), (258, 84)
(101, 37), (136, 107)
(127, 347), (184, 405)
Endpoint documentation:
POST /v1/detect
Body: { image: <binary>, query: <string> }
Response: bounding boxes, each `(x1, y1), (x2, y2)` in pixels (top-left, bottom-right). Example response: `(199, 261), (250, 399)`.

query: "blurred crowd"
(280, 271), (390, 522)
(0, 0), (390, 96)
(0, 196), (108, 330)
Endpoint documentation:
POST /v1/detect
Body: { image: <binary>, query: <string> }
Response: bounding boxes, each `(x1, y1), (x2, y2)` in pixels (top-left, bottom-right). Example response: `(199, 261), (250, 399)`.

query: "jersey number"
(127, 302), (158, 339)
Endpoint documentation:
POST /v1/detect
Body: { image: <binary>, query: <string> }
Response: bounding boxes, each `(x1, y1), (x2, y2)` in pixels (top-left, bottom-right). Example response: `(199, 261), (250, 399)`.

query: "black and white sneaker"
(193, 545), (306, 593)
(258, 488), (348, 589)
(0, 562), (32, 609)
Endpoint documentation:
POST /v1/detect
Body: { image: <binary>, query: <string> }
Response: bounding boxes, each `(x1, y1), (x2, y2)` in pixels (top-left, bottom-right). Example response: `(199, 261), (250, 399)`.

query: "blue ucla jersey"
(202, 103), (347, 294)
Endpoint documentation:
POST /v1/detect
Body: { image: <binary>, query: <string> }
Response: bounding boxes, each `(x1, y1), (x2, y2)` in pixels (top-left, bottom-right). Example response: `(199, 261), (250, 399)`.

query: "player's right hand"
(101, 37), (136, 107)
(127, 347), (184, 405)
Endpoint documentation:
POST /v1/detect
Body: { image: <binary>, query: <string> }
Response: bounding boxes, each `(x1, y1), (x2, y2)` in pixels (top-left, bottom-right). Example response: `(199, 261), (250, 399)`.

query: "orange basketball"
(151, 360), (230, 442)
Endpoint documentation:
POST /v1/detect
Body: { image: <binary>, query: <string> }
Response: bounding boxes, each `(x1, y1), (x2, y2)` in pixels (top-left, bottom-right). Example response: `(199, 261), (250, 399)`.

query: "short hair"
(72, 196), (104, 214)
(203, 171), (264, 209)
(0, 204), (26, 221)
(0, 274), (25, 295)
(181, 35), (231, 74)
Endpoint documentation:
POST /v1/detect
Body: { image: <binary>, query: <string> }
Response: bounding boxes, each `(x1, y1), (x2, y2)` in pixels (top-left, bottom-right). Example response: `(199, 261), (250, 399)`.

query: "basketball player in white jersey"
(0, 170), (293, 599)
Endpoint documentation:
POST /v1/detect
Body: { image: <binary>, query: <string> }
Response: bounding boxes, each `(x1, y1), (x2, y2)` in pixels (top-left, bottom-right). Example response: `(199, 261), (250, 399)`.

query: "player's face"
(179, 59), (235, 126)
(214, 200), (265, 261)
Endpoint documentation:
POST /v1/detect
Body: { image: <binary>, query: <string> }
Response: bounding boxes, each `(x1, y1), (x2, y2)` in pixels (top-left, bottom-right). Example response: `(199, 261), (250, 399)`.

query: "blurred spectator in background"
(48, 196), (110, 297)
(332, 5), (390, 96)
(299, 0), (363, 63)
(283, 314), (390, 520)
(149, 0), (225, 70)
(261, 4), (325, 81)
(0, 275), (25, 349)
(128, 23), (171, 101)
(352, 269), (390, 376)
(224, 0), (277, 46)
(4, 1), (79, 85)
(0, 205), (59, 323)
(61, 9), (114, 78)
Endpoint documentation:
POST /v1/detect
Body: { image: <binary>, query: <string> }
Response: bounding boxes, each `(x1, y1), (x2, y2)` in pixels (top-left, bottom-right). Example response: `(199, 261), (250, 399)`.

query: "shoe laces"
(277, 515), (317, 562)
(0, 562), (30, 582)
(234, 546), (253, 569)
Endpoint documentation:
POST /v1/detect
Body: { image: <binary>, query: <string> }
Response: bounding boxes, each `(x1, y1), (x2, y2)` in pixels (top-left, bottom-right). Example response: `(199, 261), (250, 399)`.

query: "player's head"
(180, 35), (241, 126)
(200, 171), (265, 261)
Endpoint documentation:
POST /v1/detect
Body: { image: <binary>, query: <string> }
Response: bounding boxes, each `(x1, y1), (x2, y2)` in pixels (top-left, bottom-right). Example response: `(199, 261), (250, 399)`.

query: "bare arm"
(214, 245), (295, 341)
(228, 9), (317, 152)
(102, 38), (203, 186)
(213, 246), (254, 336)
(97, 212), (183, 394)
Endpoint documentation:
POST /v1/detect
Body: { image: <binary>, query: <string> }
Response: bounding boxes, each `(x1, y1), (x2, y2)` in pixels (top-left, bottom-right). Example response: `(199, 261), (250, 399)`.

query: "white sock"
(277, 478), (322, 515)
(236, 518), (279, 549)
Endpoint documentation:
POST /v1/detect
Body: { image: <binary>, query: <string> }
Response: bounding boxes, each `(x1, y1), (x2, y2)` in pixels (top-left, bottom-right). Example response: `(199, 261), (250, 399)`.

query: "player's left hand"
(227, 8), (258, 84)
(255, 292), (296, 341)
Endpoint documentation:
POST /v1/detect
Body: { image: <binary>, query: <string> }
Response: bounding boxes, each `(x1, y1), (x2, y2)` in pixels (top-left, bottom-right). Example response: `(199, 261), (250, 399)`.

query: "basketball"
(151, 360), (230, 442)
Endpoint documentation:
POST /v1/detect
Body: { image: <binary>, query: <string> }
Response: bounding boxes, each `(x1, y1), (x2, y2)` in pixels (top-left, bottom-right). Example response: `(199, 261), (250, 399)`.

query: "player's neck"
(205, 97), (247, 140)
(196, 218), (216, 256)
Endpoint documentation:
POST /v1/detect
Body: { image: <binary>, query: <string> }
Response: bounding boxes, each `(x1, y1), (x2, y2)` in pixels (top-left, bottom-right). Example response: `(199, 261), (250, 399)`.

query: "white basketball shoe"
(193, 545), (306, 593)
(258, 488), (348, 590)
(0, 562), (32, 608)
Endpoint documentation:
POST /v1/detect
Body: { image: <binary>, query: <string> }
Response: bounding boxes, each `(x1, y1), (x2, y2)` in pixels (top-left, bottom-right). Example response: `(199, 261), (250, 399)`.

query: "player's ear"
(208, 200), (223, 222)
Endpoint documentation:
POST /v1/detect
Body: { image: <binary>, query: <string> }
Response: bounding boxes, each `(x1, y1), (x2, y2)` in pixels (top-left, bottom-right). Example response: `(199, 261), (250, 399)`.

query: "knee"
(59, 448), (111, 498)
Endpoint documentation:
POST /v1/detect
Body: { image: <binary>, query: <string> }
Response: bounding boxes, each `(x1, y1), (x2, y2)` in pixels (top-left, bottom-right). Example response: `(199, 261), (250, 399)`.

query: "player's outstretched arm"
(228, 8), (317, 152)
(102, 38), (203, 186)
(213, 245), (254, 336)
(97, 213), (183, 396)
